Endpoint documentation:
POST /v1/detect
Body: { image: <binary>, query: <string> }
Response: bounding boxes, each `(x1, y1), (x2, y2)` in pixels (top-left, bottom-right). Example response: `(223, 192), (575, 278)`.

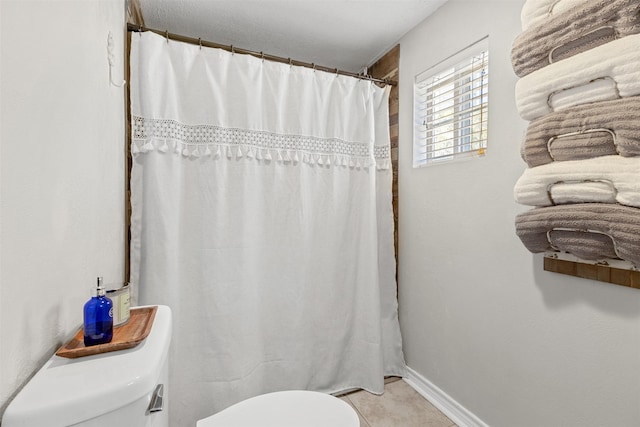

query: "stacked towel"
(520, 0), (579, 31)
(513, 1), (640, 267)
(515, 204), (640, 265)
(512, 0), (640, 77)
(545, 230), (619, 261)
(514, 155), (640, 208)
(522, 97), (640, 167)
(515, 34), (640, 121)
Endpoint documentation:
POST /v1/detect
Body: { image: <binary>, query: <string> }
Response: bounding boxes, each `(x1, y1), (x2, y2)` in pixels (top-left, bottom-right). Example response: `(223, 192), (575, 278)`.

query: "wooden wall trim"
(370, 45), (400, 267)
(125, 0), (144, 282)
(127, 0), (145, 27)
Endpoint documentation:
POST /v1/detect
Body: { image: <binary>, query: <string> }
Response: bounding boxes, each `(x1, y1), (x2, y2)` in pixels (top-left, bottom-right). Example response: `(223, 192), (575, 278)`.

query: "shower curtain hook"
(288, 58), (293, 68)
(165, 30), (169, 43)
(231, 45), (235, 55)
(260, 51), (265, 62)
(312, 63), (316, 72)
(198, 38), (202, 50)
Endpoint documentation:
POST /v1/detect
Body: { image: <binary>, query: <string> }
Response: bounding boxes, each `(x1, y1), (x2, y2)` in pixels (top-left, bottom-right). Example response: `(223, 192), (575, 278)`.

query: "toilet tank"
(2, 305), (172, 427)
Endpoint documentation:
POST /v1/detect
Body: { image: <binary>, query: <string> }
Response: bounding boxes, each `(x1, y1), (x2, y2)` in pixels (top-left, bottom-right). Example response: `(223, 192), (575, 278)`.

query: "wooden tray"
(56, 306), (157, 359)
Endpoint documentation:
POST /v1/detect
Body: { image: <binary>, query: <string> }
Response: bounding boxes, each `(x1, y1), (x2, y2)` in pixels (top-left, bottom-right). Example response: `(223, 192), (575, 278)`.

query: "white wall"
(0, 0), (126, 416)
(398, 1), (640, 426)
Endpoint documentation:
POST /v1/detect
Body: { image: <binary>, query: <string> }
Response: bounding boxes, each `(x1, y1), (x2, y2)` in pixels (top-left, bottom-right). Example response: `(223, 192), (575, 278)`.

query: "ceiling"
(138, 0), (449, 73)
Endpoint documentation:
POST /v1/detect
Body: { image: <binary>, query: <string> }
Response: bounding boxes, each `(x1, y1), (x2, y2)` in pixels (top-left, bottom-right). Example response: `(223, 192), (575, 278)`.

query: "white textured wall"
(398, 1), (640, 426)
(0, 0), (125, 416)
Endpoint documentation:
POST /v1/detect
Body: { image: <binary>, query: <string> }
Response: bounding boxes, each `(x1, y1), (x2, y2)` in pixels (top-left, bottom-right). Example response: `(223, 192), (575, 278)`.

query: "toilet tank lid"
(1, 305), (172, 427)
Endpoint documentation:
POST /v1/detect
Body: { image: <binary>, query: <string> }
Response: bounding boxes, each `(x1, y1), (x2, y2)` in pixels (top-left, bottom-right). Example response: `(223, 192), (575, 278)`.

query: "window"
(413, 38), (489, 167)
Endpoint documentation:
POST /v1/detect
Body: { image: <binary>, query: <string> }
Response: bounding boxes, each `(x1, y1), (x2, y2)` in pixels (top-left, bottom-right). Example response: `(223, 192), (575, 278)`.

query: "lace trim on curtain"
(131, 116), (391, 170)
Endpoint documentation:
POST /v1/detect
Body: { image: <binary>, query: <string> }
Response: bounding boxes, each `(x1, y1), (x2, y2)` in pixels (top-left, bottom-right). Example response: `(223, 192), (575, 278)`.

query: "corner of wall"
(0, 0), (127, 416)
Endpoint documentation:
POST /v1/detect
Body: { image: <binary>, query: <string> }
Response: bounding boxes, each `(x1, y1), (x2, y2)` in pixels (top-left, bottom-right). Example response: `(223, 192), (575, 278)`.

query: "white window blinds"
(414, 38), (489, 167)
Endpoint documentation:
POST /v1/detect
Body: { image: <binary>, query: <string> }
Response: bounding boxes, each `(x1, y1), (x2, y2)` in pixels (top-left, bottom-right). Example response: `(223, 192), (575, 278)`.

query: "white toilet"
(197, 390), (359, 427)
(2, 305), (359, 427)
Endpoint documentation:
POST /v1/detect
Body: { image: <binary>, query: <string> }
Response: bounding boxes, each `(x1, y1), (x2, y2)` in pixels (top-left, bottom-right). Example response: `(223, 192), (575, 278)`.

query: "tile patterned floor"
(339, 380), (457, 427)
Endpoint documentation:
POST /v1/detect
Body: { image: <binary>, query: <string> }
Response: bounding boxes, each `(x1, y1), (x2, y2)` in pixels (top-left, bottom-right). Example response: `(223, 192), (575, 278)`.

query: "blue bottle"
(83, 277), (113, 346)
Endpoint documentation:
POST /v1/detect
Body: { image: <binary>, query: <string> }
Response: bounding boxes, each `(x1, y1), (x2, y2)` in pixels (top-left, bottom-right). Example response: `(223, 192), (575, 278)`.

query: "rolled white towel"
(515, 34), (640, 121)
(514, 155), (640, 207)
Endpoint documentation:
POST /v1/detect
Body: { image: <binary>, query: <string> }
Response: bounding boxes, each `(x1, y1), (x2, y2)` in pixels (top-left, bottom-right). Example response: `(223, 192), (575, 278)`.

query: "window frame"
(413, 37), (489, 167)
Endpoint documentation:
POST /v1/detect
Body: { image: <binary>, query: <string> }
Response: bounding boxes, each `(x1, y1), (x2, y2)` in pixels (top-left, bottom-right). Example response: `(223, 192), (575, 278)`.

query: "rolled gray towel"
(515, 203), (640, 265)
(512, 0), (640, 78)
(522, 97), (640, 167)
(546, 230), (619, 261)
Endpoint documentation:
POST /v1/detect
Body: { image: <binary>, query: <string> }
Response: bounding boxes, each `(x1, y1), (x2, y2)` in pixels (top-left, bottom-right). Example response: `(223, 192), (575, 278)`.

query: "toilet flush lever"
(147, 384), (164, 414)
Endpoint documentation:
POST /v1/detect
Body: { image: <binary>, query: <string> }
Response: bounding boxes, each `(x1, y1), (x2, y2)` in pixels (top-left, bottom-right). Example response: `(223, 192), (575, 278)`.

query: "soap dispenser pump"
(83, 277), (113, 346)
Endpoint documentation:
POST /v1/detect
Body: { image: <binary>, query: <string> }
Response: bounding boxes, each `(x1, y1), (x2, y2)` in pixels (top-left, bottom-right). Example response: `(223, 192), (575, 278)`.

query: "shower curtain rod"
(127, 23), (397, 87)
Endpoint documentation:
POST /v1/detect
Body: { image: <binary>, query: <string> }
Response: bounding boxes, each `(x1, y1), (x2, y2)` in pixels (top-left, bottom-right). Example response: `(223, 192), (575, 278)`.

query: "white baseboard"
(404, 366), (489, 427)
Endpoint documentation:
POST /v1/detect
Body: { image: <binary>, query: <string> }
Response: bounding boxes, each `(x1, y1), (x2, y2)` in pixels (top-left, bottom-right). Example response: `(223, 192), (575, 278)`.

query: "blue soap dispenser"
(83, 276), (114, 346)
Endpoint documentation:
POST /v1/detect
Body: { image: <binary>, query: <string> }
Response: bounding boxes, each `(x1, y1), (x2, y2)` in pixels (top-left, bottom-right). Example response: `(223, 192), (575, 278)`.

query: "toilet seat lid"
(197, 390), (359, 427)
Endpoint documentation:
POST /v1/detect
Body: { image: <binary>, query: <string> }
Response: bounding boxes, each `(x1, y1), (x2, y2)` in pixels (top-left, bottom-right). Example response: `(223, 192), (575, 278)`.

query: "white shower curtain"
(129, 32), (405, 426)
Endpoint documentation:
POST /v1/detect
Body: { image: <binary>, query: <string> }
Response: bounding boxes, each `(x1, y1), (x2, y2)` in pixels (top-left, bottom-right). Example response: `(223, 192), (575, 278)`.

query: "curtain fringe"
(132, 139), (391, 170)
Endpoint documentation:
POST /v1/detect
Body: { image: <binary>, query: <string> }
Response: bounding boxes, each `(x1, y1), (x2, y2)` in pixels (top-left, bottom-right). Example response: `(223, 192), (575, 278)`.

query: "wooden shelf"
(544, 257), (640, 289)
